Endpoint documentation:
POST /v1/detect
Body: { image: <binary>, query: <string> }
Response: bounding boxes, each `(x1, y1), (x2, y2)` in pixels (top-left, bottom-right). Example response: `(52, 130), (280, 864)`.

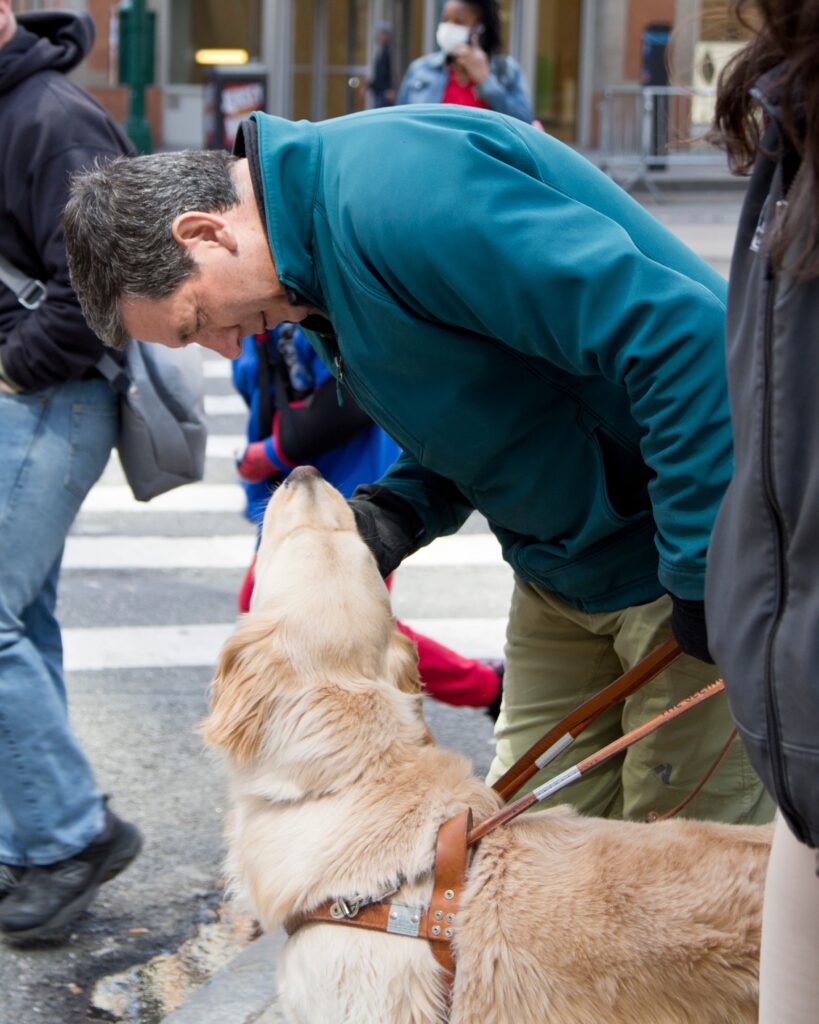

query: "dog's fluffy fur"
(202, 467), (772, 1024)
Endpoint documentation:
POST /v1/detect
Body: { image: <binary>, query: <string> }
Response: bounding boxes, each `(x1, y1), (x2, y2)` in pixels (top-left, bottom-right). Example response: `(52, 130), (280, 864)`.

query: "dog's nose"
(286, 465), (322, 486)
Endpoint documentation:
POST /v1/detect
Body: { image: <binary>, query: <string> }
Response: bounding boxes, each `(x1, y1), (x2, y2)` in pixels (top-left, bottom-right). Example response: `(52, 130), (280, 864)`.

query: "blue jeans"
(0, 378), (117, 865)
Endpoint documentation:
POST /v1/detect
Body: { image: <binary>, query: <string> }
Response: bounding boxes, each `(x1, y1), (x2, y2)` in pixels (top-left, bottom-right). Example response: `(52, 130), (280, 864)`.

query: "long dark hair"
(712, 0), (819, 280)
(464, 0), (502, 57)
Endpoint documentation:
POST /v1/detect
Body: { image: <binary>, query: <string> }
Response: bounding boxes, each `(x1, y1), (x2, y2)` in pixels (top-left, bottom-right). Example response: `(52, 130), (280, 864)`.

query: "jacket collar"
(247, 112), (324, 310)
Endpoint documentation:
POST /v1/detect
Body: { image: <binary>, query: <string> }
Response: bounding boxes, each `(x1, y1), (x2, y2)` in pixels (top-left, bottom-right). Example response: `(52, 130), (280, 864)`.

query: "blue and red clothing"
(232, 327), (501, 709)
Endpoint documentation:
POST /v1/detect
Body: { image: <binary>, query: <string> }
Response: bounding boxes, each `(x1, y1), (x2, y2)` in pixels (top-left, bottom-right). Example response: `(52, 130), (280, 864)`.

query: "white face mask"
(436, 21), (471, 55)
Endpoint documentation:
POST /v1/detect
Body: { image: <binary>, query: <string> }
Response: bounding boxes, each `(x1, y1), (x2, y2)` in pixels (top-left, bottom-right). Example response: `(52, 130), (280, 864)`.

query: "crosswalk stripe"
(204, 394), (246, 416)
(79, 484), (247, 513)
(206, 434), (245, 458)
(62, 532), (505, 569)
(203, 360), (231, 378)
(62, 617), (506, 671)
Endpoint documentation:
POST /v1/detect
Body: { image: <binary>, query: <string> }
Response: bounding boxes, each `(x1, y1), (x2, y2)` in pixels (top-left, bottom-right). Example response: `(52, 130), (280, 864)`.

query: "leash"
(492, 637), (682, 801)
(645, 727), (738, 822)
(470, 678), (726, 845)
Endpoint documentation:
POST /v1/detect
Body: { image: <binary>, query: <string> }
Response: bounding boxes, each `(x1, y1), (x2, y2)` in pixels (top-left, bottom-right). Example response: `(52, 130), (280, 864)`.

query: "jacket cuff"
(262, 429), (296, 475)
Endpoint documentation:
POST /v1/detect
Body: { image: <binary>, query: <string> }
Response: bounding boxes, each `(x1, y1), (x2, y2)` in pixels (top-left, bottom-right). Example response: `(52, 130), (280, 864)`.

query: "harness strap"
(283, 809), (472, 982)
(492, 638), (682, 801)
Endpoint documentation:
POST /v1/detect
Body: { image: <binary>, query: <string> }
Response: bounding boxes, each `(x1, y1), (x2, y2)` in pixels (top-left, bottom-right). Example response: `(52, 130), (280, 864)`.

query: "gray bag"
(96, 343), (208, 502)
(0, 250), (207, 502)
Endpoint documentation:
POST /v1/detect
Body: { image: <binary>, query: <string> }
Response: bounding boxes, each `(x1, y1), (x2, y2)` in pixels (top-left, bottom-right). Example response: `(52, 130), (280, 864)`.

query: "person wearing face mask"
(396, 0), (532, 123)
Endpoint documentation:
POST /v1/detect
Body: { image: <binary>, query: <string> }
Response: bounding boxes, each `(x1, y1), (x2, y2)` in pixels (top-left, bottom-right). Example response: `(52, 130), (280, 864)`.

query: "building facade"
(11, 0), (748, 152)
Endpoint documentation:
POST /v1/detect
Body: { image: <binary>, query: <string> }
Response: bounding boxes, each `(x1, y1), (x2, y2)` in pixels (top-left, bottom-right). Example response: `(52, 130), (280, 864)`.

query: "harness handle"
(492, 637), (682, 801)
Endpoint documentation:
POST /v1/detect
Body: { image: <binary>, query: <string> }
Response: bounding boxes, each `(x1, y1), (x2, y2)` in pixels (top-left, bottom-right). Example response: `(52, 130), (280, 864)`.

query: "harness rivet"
(390, 911), (398, 920)
(446, 913), (455, 922)
(434, 910), (443, 920)
(431, 924), (441, 936)
(443, 889), (455, 900)
(444, 928), (453, 938)
(411, 914), (420, 923)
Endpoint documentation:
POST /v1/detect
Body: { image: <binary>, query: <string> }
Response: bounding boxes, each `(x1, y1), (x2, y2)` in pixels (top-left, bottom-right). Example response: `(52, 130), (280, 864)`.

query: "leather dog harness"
(284, 643), (731, 1001)
(284, 809), (473, 980)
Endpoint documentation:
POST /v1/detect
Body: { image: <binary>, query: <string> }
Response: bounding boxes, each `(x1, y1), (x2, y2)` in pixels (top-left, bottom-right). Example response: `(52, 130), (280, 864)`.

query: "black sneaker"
(0, 808), (142, 942)
(0, 864), (24, 901)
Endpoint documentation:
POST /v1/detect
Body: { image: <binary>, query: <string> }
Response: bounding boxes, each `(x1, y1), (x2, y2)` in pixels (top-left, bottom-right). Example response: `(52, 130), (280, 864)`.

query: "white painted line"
(402, 617), (506, 659)
(207, 435), (245, 458)
(63, 535), (254, 569)
(405, 534), (504, 567)
(63, 617), (506, 672)
(79, 484), (247, 513)
(205, 394), (246, 416)
(62, 532), (503, 569)
(64, 623), (233, 671)
(203, 360), (232, 378)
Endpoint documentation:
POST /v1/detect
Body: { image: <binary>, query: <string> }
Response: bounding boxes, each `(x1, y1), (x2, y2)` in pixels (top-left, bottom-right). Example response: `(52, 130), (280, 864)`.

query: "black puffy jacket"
(0, 11), (132, 390)
(706, 74), (819, 848)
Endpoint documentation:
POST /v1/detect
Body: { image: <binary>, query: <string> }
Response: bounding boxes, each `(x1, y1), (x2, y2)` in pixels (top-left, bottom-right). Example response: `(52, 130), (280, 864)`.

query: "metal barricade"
(598, 85), (728, 196)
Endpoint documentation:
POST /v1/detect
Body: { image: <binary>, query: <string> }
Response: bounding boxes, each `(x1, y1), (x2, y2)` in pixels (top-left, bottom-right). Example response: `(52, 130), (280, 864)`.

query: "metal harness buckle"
(328, 883), (402, 922)
(330, 896), (362, 920)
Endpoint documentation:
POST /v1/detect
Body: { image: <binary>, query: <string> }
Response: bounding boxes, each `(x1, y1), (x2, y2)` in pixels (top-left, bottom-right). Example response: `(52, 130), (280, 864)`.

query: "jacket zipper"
(334, 352), (345, 406)
(760, 219), (806, 838)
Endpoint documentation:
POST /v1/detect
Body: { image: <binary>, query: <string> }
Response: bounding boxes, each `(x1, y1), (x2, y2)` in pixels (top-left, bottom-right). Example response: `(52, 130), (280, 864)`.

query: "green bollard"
(117, 0), (155, 154)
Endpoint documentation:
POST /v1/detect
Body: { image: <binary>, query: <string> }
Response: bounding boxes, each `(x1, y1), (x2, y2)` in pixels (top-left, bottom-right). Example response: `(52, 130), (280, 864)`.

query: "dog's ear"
(199, 614), (284, 763)
(385, 626), (422, 695)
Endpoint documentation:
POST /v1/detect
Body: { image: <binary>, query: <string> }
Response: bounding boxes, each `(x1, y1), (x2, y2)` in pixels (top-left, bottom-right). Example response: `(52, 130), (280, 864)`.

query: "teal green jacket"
(247, 106), (729, 613)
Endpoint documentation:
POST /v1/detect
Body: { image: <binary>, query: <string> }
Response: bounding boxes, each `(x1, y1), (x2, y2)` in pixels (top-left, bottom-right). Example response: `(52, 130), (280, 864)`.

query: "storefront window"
(169, 0), (263, 86)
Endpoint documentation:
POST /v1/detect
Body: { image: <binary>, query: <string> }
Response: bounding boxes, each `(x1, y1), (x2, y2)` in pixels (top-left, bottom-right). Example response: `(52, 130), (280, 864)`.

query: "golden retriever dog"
(201, 465), (771, 1024)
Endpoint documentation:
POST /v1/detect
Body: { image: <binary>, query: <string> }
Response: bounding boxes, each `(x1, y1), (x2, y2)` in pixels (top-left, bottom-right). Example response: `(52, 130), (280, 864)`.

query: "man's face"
(120, 229), (311, 360)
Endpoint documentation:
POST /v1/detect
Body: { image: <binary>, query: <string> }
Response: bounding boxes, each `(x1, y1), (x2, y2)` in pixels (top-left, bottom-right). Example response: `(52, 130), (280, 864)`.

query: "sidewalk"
(159, 932), (285, 1024)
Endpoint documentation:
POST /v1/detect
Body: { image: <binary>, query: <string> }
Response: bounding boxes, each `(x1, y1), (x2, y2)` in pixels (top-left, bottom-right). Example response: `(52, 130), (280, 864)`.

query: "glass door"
(533, 0), (581, 142)
(325, 0), (370, 118)
(291, 0), (371, 121)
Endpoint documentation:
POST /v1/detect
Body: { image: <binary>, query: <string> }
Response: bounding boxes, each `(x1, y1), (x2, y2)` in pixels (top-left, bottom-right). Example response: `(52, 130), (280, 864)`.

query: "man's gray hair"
(64, 149), (239, 351)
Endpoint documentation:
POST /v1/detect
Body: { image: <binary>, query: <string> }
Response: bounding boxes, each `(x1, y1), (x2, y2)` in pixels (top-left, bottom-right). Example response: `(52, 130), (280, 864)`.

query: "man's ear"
(172, 212), (237, 255)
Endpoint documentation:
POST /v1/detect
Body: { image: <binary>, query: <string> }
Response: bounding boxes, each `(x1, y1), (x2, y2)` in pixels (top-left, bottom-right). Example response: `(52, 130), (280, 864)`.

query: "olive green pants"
(487, 579), (775, 823)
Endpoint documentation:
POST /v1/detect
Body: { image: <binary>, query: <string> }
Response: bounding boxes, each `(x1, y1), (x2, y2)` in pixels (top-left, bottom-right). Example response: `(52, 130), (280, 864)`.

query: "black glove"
(670, 596), (714, 664)
(347, 484), (425, 578)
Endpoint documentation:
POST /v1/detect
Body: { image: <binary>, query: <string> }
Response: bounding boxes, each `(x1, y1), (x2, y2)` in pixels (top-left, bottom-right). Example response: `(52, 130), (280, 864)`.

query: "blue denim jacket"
(396, 50), (533, 123)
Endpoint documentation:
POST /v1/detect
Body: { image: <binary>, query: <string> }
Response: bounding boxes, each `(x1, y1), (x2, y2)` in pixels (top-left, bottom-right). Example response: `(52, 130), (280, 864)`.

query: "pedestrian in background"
(397, 0), (532, 123)
(64, 102), (775, 828)
(706, 1), (819, 1019)
(0, 2), (141, 943)
(232, 326), (504, 715)
(367, 21), (395, 108)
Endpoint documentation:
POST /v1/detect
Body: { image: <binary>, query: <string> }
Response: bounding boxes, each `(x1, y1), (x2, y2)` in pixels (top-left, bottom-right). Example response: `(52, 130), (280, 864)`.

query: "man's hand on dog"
(347, 484), (426, 578)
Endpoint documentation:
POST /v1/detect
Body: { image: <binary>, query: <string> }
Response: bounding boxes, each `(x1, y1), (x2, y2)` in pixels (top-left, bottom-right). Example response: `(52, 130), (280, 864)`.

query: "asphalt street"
(0, 181), (746, 1024)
